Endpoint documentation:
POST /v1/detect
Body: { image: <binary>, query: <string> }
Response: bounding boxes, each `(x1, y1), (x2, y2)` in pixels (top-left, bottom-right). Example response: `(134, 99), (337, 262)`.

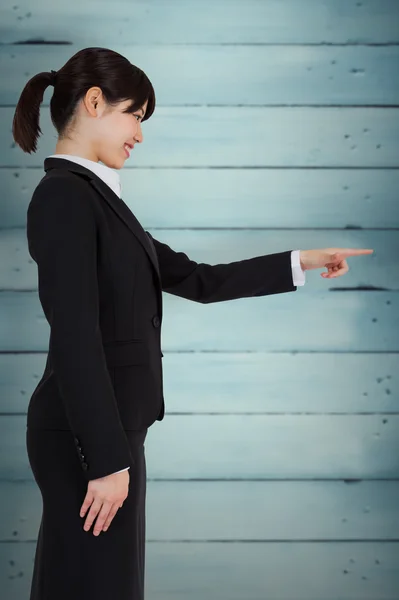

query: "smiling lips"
(124, 142), (133, 157)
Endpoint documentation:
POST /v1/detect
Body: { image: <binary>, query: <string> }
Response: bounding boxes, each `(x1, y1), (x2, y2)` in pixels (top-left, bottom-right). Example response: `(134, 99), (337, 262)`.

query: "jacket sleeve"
(145, 231), (297, 303)
(27, 176), (133, 482)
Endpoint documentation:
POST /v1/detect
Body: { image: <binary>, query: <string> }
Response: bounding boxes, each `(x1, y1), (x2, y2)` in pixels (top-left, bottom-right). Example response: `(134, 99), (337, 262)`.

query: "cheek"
(100, 115), (134, 146)
(112, 120), (128, 145)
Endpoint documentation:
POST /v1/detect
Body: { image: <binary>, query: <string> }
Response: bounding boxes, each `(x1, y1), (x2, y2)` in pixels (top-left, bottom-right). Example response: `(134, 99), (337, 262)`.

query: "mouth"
(124, 142), (134, 158)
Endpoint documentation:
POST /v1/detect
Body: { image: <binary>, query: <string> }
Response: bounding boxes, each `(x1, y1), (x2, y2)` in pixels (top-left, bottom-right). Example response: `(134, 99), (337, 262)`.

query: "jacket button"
(152, 315), (160, 328)
(81, 462), (88, 470)
(79, 453), (85, 461)
(74, 437), (80, 446)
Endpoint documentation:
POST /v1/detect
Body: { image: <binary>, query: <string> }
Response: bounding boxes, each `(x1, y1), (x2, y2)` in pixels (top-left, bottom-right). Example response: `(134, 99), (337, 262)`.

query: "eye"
(134, 114), (141, 121)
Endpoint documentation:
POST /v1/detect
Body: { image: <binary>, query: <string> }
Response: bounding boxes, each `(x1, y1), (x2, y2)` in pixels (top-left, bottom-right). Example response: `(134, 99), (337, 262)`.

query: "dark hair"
(12, 47), (156, 154)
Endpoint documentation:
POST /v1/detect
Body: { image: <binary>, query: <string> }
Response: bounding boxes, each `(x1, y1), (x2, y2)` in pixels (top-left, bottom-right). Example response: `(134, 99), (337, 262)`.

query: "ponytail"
(12, 71), (55, 154)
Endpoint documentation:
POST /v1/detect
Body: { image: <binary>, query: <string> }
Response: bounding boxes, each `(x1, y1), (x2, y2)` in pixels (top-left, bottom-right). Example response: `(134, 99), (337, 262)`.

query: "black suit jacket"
(26, 157), (297, 481)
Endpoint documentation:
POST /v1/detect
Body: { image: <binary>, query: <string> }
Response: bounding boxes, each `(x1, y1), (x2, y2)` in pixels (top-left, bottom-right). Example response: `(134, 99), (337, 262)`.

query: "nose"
(135, 124), (143, 144)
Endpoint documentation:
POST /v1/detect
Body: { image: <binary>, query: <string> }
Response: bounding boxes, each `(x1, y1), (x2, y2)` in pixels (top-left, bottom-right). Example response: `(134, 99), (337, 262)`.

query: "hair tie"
(49, 70), (57, 86)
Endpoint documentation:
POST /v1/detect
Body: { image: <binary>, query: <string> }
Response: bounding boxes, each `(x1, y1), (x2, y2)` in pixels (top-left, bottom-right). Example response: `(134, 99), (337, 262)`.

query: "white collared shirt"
(47, 154), (122, 198)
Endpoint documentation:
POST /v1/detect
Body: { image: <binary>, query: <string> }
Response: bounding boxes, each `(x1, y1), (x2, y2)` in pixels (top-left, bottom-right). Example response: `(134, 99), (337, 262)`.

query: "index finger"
(335, 249), (374, 258)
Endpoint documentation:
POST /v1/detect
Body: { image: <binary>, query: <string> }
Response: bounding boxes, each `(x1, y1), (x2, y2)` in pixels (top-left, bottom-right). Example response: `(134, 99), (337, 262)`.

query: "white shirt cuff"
(290, 250), (306, 286)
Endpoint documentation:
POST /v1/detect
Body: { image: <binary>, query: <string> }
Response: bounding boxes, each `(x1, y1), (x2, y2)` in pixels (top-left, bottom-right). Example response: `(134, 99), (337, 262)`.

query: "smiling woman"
(12, 46), (158, 600)
(11, 46), (156, 167)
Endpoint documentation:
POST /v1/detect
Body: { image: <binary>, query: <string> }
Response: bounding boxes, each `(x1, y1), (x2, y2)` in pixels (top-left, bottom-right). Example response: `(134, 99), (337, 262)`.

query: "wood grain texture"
(1, 415), (398, 480)
(1, 0), (399, 44)
(1, 480), (399, 540)
(0, 352), (396, 414)
(1, 0), (398, 597)
(1, 290), (397, 352)
(1, 45), (399, 105)
(1, 541), (398, 599)
(1, 168), (398, 229)
(3, 107), (399, 167)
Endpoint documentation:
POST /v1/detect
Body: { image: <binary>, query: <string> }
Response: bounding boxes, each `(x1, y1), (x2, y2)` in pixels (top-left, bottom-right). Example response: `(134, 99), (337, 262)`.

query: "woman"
(12, 46), (373, 600)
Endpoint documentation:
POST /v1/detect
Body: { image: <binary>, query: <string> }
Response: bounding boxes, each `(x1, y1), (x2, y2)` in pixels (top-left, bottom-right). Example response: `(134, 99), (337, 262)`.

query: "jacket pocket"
(103, 339), (148, 367)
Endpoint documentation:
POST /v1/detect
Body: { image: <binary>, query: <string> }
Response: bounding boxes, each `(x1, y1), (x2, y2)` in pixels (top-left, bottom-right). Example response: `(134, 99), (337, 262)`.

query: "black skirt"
(26, 426), (148, 600)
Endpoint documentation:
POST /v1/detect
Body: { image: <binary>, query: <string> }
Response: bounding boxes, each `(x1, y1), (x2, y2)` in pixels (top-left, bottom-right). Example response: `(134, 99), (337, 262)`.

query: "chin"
(102, 156), (123, 170)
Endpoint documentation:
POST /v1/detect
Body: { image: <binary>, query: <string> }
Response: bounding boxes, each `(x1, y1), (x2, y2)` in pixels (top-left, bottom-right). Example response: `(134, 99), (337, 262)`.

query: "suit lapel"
(88, 176), (161, 282)
(43, 157), (161, 287)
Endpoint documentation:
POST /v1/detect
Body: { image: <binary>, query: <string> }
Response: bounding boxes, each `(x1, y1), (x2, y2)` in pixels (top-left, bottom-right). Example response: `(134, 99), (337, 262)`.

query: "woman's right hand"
(79, 469), (130, 535)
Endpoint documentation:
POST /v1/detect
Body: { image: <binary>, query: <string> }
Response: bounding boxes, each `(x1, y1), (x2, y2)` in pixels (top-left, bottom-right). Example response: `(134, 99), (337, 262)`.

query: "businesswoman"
(12, 46), (373, 600)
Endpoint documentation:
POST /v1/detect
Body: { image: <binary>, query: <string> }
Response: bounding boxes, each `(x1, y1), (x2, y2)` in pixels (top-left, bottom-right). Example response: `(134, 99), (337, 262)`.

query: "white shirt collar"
(46, 154), (122, 198)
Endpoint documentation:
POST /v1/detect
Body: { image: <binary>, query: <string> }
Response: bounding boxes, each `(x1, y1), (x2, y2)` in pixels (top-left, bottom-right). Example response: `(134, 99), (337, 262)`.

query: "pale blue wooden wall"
(1, 1), (399, 598)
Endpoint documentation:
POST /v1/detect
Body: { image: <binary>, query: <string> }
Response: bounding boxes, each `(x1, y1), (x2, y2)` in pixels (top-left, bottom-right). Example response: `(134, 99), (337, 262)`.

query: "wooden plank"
(0, 229), (392, 291)
(1, 167), (399, 229)
(1, 541), (398, 600)
(3, 107), (399, 167)
(1, 415), (398, 480)
(2, 45), (399, 106)
(145, 542), (399, 600)
(145, 414), (399, 479)
(0, 351), (396, 414)
(154, 291), (399, 353)
(1, 480), (398, 541)
(0, 290), (397, 352)
(1, 0), (398, 44)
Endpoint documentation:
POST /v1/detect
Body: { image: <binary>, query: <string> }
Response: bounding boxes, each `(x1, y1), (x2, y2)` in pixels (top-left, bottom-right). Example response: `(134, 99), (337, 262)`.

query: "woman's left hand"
(299, 248), (374, 278)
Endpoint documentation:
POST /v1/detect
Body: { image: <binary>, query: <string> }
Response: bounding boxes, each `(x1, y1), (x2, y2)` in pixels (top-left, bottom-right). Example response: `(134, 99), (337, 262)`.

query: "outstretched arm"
(146, 231), (299, 303)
